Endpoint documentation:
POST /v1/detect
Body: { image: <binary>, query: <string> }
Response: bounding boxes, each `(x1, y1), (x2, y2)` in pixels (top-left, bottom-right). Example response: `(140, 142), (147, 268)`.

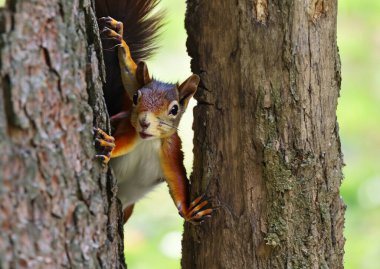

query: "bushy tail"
(95, 0), (164, 62)
(95, 0), (164, 116)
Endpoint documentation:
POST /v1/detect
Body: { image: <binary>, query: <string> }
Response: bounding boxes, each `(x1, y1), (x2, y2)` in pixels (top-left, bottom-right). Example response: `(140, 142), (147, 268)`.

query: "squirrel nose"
(139, 120), (150, 129)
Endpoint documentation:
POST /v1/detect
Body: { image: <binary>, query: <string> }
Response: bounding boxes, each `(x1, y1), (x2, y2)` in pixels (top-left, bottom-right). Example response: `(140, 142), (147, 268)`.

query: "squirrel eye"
(169, 104), (178, 116)
(132, 91), (140, 105)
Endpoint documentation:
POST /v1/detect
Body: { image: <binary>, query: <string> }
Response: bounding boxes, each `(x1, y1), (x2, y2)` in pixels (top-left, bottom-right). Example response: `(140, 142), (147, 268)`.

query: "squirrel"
(94, 0), (212, 224)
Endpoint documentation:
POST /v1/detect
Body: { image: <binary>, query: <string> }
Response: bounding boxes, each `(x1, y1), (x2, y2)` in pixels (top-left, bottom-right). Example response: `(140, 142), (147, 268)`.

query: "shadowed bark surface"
(183, 1), (344, 268)
(0, 1), (125, 268)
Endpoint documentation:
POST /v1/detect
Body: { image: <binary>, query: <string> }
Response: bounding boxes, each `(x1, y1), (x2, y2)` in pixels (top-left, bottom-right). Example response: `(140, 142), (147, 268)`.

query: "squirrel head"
(130, 62), (200, 140)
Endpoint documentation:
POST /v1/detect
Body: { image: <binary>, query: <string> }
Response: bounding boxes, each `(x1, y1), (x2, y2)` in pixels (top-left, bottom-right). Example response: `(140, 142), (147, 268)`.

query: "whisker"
(157, 117), (179, 130)
(158, 120), (179, 131)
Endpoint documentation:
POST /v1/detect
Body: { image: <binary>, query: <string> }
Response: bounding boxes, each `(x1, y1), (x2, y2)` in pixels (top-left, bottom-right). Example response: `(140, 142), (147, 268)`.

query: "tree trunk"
(183, 1), (344, 269)
(0, 1), (125, 268)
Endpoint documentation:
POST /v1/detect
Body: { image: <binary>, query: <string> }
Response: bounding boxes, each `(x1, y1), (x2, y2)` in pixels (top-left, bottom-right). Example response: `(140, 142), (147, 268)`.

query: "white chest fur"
(109, 138), (164, 208)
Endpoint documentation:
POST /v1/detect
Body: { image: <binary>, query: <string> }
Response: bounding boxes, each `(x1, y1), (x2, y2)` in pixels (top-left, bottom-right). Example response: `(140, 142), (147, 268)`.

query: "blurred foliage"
(338, 1), (380, 269)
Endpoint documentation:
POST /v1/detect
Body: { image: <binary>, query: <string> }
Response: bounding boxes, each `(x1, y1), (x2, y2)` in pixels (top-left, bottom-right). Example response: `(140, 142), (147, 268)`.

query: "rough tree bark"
(0, 1), (125, 268)
(183, 1), (344, 269)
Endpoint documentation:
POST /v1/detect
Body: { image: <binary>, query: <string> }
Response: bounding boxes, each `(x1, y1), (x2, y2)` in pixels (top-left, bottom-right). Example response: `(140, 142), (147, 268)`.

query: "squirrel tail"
(95, 0), (164, 62)
(95, 0), (164, 116)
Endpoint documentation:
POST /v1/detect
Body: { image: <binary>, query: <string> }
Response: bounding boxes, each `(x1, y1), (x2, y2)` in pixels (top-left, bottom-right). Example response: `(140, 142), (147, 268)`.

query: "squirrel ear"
(136, 61), (151, 86)
(178, 74), (200, 108)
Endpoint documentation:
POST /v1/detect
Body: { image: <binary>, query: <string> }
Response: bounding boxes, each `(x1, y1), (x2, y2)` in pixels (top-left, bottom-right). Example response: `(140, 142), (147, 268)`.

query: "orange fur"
(160, 133), (189, 211)
(123, 204), (135, 223)
(118, 39), (139, 95)
(111, 117), (138, 158)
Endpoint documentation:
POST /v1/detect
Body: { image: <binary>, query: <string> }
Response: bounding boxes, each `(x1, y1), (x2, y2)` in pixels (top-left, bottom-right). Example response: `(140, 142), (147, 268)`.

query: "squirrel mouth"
(139, 132), (153, 139)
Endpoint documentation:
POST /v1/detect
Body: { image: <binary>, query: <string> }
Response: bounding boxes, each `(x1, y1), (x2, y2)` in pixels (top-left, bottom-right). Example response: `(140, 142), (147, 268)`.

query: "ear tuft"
(136, 61), (152, 86)
(178, 74), (200, 108)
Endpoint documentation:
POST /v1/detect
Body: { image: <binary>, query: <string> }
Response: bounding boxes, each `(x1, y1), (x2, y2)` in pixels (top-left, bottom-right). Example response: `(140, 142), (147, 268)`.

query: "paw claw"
(99, 16), (123, 35)
(95, 128), (115, 142)
(95, 154), (110, 165)
(189, 200), (209, 217)
(95, 138), (115, 149)
(189, 195), (203, 209)
(94, 128), (115, 164)
(182, 196), (212, 224)
(98, 16), (112, 23)
(100, 27), (122, 42)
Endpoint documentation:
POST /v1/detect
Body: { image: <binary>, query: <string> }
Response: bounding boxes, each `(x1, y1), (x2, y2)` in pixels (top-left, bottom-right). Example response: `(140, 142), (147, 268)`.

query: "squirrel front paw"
(99, 16), (123, 43)
(94, 127), (115, 165)
(179, 196), (213, 224)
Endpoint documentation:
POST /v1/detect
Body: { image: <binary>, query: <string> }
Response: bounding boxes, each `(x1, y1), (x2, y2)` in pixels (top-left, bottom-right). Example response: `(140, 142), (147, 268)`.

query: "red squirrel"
(94, 0), (212, 224)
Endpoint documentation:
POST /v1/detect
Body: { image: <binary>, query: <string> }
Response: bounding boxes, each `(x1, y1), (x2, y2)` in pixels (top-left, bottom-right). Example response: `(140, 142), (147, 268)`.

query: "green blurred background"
(338, 1), (380, 268)
(0, 0), (378, 268)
